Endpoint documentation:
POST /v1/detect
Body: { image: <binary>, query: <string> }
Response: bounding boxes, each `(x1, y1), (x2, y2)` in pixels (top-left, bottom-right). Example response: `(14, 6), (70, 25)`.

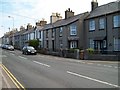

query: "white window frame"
(89, 39), (94, 49)
(89, 20), (95, 31)
(113, 15), (120, 28)
(30, 33), (34, 40)
(70, 41), (77, 49)
(99, 18), (105, 29)
(114, 37), (120, 51)
(59, 27), (63, 37)
(103, 40), (107, 48)
(52, 29), (55, 38)
(70, 25), (77, 35)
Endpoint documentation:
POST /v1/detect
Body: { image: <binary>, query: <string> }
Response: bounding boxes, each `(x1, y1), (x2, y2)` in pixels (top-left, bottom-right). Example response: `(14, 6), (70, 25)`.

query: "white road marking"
(18, 56), (27, 60)
(10, 53), (15, 56)
(107, 65), (112, 68)
(104, 65), (107, 67)
(9, 51), (14, 53)
(97, 64), (101, 66)
(67, 71), (119, 88)
(114, 67), (118, 69)
(33, 61), (50, 67)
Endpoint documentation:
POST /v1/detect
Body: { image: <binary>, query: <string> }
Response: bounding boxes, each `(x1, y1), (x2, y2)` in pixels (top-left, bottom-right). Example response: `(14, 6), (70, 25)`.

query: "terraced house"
(85, 0), (120, 52)
(43, 8), (89, 51)
(2, 0), (120, 60)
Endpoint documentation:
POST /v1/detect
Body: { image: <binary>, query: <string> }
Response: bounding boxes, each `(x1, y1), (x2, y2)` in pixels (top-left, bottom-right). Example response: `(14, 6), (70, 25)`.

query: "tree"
(28, 39), (39, 49)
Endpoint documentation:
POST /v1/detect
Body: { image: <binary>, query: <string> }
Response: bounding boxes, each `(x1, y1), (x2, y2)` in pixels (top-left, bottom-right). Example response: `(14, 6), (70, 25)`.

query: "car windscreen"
(27, 46), (35, 50)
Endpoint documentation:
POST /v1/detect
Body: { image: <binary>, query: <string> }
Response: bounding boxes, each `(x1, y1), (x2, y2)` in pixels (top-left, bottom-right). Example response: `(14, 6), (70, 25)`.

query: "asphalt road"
(1, 49), (120, 89)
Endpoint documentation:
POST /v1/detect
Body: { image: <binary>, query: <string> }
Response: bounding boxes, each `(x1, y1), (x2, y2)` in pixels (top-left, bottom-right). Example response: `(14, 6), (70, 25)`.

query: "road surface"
(1, 49), (120, 89)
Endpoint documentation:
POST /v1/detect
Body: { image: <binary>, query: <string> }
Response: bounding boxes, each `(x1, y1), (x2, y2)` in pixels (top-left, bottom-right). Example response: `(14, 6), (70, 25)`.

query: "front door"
(95, 41), (103, 51)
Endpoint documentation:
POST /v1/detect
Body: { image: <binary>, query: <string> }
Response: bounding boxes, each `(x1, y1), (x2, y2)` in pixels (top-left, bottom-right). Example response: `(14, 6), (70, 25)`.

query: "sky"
(0, 0), (116, 37)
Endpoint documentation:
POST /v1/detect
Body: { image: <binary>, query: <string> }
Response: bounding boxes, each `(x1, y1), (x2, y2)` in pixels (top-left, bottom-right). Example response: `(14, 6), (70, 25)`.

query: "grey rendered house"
(84, 0), (120, 52)
(35, 20), (47, 48)
(22, 24), (35, 46)
(42, 13), (62, 50)
(43, 8), (89, 51)
(14, 26), (26, 49)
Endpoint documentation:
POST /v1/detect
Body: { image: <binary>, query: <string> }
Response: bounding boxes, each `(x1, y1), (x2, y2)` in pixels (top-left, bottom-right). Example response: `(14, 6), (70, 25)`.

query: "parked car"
(2, 44), (8, 49)
(22, 46), (37, 55)
(7, 45), (14, 51)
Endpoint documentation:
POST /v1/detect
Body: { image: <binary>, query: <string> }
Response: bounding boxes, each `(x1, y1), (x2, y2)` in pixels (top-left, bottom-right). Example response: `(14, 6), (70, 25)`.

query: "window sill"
(70, 35), (77, 36)
(113, 27), (120, 29)
(89, 30), (95, 32)
(99, 29), (105, 30)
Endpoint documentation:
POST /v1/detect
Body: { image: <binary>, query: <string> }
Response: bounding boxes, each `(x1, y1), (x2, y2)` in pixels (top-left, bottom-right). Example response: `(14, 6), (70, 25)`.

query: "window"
(114, 37), (120, 51)
(60, 40), (63, 48)
(113, 15), (120, 28)
(59, 27), (63, 37)
(103, 40), (107, 48)
(46, 40), (48, 48)
(89, 20), (95, 31)
(52, 29), (55, 38)
(46, 30), (48, 38)
(70, 41), (77, 48)
(99, 18), (105, 29)
(70, 25), (77, 35)
(39, 31), (41, 39)
(89, 39), (94, 49)
(30, 33), (34, 40)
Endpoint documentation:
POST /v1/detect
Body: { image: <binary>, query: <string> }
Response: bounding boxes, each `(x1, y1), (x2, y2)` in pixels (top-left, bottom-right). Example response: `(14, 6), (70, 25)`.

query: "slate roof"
(53, 12), (89, 28)
(41, 12), (89, 30)
(87, 1), (120, 19)
(23, 28), (35, 34)
(14, 29), (27, 36)
(41, 24), (52, 30)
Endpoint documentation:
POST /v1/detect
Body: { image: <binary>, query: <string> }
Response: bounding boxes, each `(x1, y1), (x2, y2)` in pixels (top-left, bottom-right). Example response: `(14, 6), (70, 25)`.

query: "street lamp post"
(8, 16), (15, 46)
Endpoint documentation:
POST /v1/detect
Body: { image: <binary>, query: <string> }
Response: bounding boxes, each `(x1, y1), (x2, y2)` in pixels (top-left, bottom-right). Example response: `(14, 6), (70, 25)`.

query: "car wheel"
(22, 52), (24, 54)
(25, 52), (28, 55)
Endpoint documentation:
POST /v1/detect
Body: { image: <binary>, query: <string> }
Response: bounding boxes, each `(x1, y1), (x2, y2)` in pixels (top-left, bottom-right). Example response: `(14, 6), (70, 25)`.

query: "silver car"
(7, 45), (14, 51)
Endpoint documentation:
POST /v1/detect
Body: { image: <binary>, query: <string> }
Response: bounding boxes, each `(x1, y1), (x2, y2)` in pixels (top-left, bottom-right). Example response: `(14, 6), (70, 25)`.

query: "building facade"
(85, 0), (120, 52)
(43, 8), (89, 51)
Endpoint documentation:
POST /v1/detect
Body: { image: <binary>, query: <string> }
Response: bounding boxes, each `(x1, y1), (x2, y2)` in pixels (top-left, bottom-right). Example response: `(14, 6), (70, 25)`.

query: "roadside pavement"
(0, 64), (17, 89)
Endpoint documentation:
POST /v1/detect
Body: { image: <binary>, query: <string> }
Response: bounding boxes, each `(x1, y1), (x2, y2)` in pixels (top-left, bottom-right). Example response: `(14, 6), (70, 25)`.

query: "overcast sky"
(0, 0), (116, 37)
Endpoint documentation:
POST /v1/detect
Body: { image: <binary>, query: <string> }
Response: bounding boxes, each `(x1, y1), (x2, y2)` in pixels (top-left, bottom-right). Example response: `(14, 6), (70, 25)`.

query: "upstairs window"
(39, 31), (41, 39)
(99, 18), (105, 30)
(59, 27), (63, 37)
(89, 20), (95, 31)
(113, 15), (120, 28)
(52, 29), (55, 38)
(46, 30), (48, 38)
(70, 25), (77, 35)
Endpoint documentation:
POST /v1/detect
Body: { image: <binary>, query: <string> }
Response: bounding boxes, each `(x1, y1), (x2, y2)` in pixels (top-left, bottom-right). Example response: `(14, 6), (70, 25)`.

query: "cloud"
(0, 0), (116, 37)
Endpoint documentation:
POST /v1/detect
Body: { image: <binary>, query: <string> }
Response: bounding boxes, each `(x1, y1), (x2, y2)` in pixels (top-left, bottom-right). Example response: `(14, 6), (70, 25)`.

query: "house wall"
(85, 11), (120, 51)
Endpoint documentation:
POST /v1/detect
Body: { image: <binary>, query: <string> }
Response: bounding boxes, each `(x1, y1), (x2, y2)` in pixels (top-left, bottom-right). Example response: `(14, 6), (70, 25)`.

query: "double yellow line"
(0, 64), (26, 90)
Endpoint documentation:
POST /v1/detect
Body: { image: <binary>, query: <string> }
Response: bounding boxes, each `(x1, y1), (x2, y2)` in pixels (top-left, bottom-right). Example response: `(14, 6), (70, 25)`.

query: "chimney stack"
(27, 23), (33, 30)
(36, 19), (47, 26)
(91, 0), (98, 11)
(65, 8), (74, 19)
(50, 13), (62, 23)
